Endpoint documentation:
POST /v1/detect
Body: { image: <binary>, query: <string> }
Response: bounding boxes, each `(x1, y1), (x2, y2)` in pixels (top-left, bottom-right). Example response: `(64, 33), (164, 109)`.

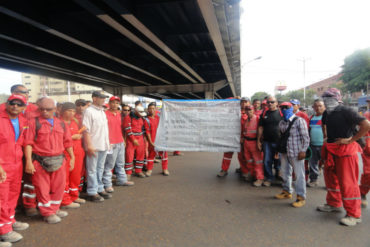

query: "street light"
(242, 56), (262, 68)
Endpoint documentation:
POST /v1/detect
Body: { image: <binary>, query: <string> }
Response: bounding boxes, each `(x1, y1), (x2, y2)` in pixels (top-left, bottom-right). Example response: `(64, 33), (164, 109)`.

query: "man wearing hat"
(103, 96), (134, 193)
(123, 104), (147, 178)
(0, 95), (29, 244)
(290, 99), (309, 127)
(83, 91), (111, 202)
(75, 99), (88, 127)
(317, 88), (370, 226)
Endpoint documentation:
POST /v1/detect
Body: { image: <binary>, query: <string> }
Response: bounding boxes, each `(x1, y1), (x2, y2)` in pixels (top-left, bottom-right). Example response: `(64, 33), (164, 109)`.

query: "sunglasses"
(39, 108), (54, 112)
(123, 110), (130, 112)
(267, 101), (275, 104)
(77, 103), (86, 107)
(8, 101), (25, 107)
(14, 90), (29, 94)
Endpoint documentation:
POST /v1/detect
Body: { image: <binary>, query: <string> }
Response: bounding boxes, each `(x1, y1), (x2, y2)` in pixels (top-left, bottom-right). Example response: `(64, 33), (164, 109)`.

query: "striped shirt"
(279, 115), (310, 158)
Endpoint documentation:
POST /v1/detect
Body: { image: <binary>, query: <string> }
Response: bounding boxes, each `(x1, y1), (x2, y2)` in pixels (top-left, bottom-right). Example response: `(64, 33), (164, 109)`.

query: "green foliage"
(341, 47), (370, 93)
(251, 91), (269, 102)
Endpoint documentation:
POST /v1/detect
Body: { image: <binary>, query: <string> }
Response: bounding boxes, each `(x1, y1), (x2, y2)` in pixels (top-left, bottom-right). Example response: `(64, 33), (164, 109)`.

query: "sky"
(0, 0), (369, 97)
(240, 0), (370, 97)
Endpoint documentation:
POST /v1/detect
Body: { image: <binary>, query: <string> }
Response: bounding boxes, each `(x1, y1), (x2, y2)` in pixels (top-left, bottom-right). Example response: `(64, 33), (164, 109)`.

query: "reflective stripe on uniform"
(0, 221), (12, 227)
(343, 197), (361, 200)
(247, 159), (253, 163)
(327, 188), (340, 192)
(22, 192), (36, 198)
(24, 184), (35, 190)
(223, 157), (232, 161)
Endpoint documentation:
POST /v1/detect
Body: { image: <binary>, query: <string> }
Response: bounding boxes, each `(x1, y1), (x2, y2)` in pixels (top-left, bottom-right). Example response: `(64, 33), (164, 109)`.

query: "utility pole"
(298, 57), (310, 107)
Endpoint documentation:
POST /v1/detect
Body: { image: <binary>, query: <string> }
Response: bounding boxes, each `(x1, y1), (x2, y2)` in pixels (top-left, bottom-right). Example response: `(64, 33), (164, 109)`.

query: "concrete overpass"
(0, 0), (241, 99)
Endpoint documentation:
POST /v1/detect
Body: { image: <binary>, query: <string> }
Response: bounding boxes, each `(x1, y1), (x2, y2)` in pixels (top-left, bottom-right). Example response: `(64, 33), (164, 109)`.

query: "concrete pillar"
(205, 91), (214, 99)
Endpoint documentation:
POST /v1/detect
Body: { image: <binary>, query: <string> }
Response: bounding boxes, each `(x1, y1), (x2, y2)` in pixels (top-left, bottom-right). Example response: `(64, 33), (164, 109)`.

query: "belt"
(244, 137), (257, 141)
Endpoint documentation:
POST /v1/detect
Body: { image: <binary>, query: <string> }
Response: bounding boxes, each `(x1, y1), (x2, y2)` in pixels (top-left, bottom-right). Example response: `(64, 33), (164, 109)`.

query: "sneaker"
(162, 170), (170, 176)
(44, 214), (61, 224)
(0, 241), (12, 247)
(275, 190), (293, 199)
(116, 181), (135, 186)
(74, 198), (86, 204)
(307, 180), (318, 187)
(61, 202), (80, 209)
(87, 194), (104, 203)
(145, 170), (152, 177)
(0, 231), (22, 243)
(253, 179), (264, 187)
(217, 170), (228, 177)
(136, 172), (146, 178)
(263, 180), (271, 187)
(12, 221), (29, 231)
(292, 196), (306, 208)
(361, 195), (368, 208)
(340, 216), (362, 226)
(316, 204), (342, 212)
(105, 187), (114, 193)
(98, 191), (112, 199)
(24, 208), (39, 217)
(56, 210), (68, 218)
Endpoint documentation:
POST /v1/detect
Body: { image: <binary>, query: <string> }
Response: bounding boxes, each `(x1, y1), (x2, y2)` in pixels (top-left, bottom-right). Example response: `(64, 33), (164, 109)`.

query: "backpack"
(276, 117), (298, 153)
(34, 117), (66, 141)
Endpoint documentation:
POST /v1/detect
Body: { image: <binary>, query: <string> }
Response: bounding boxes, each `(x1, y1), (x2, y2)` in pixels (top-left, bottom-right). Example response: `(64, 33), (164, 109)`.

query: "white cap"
(135, 106), (147, 117)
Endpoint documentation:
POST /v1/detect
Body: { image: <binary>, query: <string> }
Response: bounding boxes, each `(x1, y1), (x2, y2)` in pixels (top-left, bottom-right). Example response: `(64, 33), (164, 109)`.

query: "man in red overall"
(217, 97), (249, 177)
(24, 98), (74, 224)
(123, 106), (147, 178)
(253, 99), (262, 116)
(360, 101), (370, 208)
(0, 95), (29, 244)
(242, 106), (264, 186)
(144, 102), (169, 177)
(317, 88), (370, 226)
(60, 102), (86, 209)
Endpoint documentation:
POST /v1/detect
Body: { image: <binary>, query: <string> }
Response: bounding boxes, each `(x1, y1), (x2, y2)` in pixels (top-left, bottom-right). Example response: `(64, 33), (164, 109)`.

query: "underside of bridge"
(0, 0), (240, 99)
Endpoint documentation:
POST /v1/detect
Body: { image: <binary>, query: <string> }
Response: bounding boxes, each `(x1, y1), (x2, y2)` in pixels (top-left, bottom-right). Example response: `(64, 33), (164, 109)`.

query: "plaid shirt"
(279, 115), (310, 158)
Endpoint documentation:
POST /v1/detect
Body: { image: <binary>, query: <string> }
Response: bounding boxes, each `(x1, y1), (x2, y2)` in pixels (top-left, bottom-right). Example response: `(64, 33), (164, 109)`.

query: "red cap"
(245, 105), (253, 111)
(103, 103), (109, 108)
(261, 100), (267, 105)
(7, 94), (27, 105)
(109, 96), (120, 102)
(280, 102), (292, 107)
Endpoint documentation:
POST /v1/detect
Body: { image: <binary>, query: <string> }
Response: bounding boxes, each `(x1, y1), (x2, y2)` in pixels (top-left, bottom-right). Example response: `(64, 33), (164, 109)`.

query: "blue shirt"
(11, 118), (20, 141)
(47, 118), (54, 126)
(309, 115), (323, 146)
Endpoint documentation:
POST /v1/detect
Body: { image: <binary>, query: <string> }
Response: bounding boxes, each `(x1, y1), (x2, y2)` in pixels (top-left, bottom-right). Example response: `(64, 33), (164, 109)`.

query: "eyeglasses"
(77, 103), (86, 107)
(39, 108), (54, 112)
(267, 101), (275, 104)
(14, 90), (29, 94)
(8, 101), (25, 107)
(123, 110), (130, 112)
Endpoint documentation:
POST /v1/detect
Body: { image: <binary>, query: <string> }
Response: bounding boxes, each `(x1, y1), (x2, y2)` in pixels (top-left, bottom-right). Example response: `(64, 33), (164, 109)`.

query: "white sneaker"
(56, 210), (68, 218)
(61, 202), (80, 209)
(316, 204), (342, 212)
(12, 221), (29, 231)
(0, 241), (12, 247)
(0, 231), (22, 243)
(340, 216), (362, 226)
(44, 214), (61, 224)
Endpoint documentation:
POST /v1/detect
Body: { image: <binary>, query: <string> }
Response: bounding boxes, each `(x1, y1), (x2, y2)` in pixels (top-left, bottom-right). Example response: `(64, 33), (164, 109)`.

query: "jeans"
(280, 154), (306, 198)
(103, 142), (127, 188)
(309, 145), (322, 181)
(86, 150), (108, 196)
(263, 141), (280, 181)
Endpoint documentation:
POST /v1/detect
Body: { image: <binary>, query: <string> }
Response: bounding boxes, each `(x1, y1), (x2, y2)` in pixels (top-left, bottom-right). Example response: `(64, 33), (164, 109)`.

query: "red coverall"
(360, 111), (370, 196)
(61, 120), (85, 206)
(74, 113), (86, 191)
(322, 142), (362, 218)
(24, 117), (73, 217)
(123, 113), (146, 175)
(242, 114), (264, 179)
(144, 115), (168, 171)
(221, 112), (247, 171)
(0, 109), (27, 235)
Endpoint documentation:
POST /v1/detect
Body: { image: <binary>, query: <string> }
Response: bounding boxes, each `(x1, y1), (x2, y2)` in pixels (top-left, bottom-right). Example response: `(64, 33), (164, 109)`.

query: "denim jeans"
(86, 150), (108, 196)
(280, 154), (306, 198)
(103, 142), (127, 188)
(309, 145), (322, 181)
(263, 141), (280, 181)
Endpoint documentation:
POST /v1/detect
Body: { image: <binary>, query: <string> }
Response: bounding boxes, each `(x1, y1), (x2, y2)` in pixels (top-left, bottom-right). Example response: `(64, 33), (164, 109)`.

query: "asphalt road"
(15, 152), (369, 247)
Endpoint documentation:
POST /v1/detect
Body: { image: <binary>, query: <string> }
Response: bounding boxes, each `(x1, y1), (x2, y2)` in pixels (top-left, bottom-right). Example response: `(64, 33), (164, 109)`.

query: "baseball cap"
(75, 99), (87, 106)
(109, 96), (120, 102)
(261, 100), (267, 105)
(7, 94), (27, 105)
(290, 99), (300, 105)
(322, 88), (342, 101)
(280, 102), (292, 107)
(135, 106), (147, 117)
(61, 102), (76, 113)
(92, 90), (109, 98)
(240, 97), (250, 102)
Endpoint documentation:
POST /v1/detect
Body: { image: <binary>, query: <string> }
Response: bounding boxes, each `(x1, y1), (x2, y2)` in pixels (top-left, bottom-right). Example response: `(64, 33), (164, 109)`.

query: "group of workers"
(218, 88), (369, 227)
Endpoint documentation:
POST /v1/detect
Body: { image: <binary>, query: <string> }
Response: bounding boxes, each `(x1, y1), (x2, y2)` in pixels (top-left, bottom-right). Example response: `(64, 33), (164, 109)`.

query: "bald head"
(38, 97), (56, 119)
(266, 96), (277, 111)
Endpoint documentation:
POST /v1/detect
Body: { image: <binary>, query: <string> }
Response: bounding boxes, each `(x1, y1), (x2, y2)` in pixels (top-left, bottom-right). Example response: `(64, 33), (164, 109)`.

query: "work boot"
(340, 216), (362, 226)
(44, 214), (61, 224)
(105, 187), (114, 193)
(0, 241), (12, 247)
(217, 170), (228, 177)
(74, 198), (86, 204)
(275, 190), (293, 199)
(307, 180), (318, 187)
(316, 204), (342, 212)
(99, 191), (112, 199)
(12, 221), (29, 231)
(24, 208), (39, 217)
(61, 202), (80, 209)
(145, 170), (152, 177)
(116, 181), (134, 186)
(253, 179), (264, 187)
(162, 170), (170, 176)
(292, 196), (306, 208)
(361, 195), (368, 208)
(56, 210), (68, 218)
(0, 231), (22, 243)
(87, 194), (104, 203)
(136, 172), (146, 178)
(263, 180), (271, 187)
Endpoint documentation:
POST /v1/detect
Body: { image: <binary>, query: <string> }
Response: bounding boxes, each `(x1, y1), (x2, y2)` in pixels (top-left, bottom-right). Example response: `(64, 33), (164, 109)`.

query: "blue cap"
(290, 99), (300, 105)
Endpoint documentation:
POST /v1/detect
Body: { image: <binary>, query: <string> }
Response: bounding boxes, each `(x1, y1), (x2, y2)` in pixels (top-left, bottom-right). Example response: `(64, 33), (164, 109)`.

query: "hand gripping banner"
(155, 99), (241, 152)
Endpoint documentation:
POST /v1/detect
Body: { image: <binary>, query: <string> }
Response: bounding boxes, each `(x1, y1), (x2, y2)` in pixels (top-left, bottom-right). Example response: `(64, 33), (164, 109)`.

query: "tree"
(251, 91), (269, 102)
(275, 89), (316, 107)
(341, 47), (370, 93)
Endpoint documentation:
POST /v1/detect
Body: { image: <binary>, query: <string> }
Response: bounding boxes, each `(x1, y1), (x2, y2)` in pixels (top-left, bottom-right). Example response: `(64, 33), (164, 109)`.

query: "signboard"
(155, 99), (241, 152)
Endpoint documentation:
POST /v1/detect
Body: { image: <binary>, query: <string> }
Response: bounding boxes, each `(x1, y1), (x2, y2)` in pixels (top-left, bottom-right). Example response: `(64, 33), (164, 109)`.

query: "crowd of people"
(217, 89), (369, 226)
(0, 84), (369, 246)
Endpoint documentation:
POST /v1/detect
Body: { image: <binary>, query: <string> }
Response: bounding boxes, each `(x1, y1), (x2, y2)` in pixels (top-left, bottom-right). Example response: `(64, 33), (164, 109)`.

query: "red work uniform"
(144, 115), (168, 171)
(24, 117), (73, 217)
(0, 109), (27, 235)
(221, 112), (247, 172)
(360, 111), (370, 197)
(296, 111), (310, 128)
(123, 112), (146, 175)
(242, 114), (264, 180)
(61, 119), (85, 206)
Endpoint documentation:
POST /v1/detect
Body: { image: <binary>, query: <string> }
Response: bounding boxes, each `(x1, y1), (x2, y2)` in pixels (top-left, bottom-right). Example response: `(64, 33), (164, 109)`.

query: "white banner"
(155, 99), (241, 152)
